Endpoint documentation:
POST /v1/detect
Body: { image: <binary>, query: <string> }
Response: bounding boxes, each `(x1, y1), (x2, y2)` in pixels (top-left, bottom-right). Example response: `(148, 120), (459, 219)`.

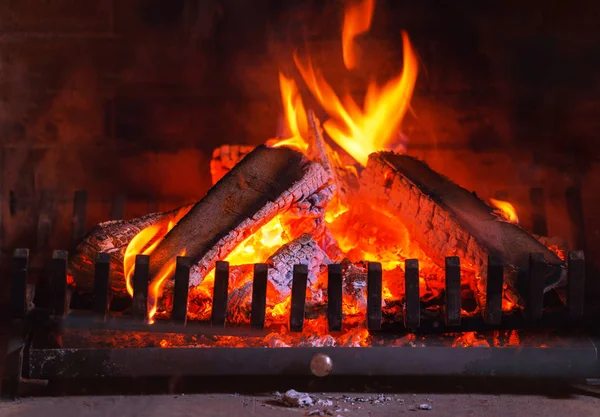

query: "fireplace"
(1, 0), (600, 398)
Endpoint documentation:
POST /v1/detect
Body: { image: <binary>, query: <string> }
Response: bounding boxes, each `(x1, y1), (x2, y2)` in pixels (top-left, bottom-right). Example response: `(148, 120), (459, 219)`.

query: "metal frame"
(1, 247), (598, 398)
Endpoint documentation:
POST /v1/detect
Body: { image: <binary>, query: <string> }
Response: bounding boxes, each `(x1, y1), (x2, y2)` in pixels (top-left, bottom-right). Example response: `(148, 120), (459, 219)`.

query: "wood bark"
(362, 152), (566, 306)
(68, 207), (191, 295)
(148, 145), (331, 285)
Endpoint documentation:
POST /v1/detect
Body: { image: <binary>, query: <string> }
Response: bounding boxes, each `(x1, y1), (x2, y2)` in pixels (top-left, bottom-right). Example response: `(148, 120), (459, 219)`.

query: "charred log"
(267, 233), (331, 304)
(362, 152), (566, 307)
(210, 144), (255, 184)
(148, 145), (332, 286)
(69, 207), (191, 295)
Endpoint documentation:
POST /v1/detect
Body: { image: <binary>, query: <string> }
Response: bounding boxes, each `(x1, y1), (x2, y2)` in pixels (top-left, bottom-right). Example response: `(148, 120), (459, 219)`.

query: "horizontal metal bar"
(28, 337), (599, 379)
(59, 313), (272, 338)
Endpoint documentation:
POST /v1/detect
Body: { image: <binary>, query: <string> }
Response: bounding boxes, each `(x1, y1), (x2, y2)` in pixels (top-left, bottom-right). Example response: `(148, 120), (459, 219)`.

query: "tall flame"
(342, 0), (376, 70)
(268, 73), (309, 153)
(294, 31), (418, 166)
(489, 198), (519, 224)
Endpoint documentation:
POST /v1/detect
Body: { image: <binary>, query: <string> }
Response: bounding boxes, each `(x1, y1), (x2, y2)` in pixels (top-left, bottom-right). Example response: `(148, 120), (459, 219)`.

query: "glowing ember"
(119, 0), (523, 346)
(342, 0), (375, 70)
(489, 198), (519, 224)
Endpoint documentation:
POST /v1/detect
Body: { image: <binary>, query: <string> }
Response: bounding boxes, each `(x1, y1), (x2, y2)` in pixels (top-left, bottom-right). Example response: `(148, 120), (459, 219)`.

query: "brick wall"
(0, 0), (599, 260)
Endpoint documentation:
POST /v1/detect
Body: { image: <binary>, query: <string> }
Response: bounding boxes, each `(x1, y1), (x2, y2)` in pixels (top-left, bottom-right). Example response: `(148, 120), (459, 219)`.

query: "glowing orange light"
(342, 0), (376, 70)
(294, 31), (418, 166)
(267, 73), (309, 153)
(123, 206), (190, 323)
(489, 198), (519, 224)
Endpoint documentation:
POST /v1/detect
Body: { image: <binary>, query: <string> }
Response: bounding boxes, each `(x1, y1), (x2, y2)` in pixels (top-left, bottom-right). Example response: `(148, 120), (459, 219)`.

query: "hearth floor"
(1, 391), (600, 417)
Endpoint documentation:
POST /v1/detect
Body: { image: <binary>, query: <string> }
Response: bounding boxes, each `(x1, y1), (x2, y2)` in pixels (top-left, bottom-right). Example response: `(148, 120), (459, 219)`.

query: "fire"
(489, 198), (519, 224)
(293, 30), (418, 166)
(123, 206), (190, 322)
(342, 0), (376, 70)
(119, 0), (521, 347)
(267, 73), (309, 153)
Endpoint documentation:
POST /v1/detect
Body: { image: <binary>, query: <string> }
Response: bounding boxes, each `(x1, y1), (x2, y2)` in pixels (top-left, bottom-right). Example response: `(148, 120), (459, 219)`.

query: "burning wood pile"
(68, 0), (566, 347)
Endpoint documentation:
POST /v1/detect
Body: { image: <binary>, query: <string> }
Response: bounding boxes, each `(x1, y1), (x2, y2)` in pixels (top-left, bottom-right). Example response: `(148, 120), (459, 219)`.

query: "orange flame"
(294, 31), (418, 166)
(342, 0), (376, 70)
(267, 73), (309, 153)
(124, 206), (190, 323)
(489, 198), (519, 224)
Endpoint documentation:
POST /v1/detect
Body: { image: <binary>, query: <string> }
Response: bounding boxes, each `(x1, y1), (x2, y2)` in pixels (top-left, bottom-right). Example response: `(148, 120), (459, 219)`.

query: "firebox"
(1, 0), (600, 398)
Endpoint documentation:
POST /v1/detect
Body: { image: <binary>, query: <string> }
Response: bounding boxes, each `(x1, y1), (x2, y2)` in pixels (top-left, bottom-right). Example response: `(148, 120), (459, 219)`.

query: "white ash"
(316, 399), (334, 407)
(289, 183), (336, 218)
(280, 389), (314, 407)
(341, 260), (367, 308)
(267, 234), (331, 303)
(419, 403), (433, 410)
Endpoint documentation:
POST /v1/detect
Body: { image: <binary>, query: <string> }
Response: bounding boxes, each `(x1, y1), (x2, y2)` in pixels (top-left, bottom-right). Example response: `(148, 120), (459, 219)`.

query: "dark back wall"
(0, 0), (598, 253)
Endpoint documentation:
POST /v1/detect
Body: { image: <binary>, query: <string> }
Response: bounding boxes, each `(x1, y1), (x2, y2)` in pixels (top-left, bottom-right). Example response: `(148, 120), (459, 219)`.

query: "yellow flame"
(294, 31), (418, 166)
(342, 0), (376, 69)
(489, 198), (519, 224)
(123, 206), (190, 323)
(267, 73), (309, 152)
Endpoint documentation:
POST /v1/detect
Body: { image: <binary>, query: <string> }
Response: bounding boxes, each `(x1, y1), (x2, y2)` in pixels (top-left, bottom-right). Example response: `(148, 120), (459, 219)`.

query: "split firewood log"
(210, 144), (255, 184)
(70, 145), (333, 295)
(68, 207), (191, 296)
(147, 145), (332, 285)
(306, 110), (360, 200)
(361, 152), (566, 307)
(267, 233), (331, 304)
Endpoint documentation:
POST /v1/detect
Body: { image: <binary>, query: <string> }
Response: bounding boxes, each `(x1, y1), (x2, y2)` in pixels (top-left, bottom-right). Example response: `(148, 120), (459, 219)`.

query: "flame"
(119, 0), (525, 347)
(175, 215), (290, 321)
(267, 73), (309, 153)
(294, 31), (418, 166)
(342, 0), (376, 70)
(123, 206), (190, 322)
(489, 198), (519, 224)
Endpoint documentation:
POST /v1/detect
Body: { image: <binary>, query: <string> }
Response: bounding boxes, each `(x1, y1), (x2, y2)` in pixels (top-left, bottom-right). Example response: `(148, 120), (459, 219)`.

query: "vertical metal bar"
(211, 261), (229, 327)
(250, 263), (268, 330)
(132, 254), (150, 323)
(367, 262), (382, 331)
(327, 264), (343, 332)
(565, 187), (587, 252)
(404, 259), (420, 329)
(567, 250), (585, 320)
(444, 256), (461, 326)
(71, 190), (87, 244)
(529, 188), (548, 236)
(484, 254), (503, 325)
(172, 256), (192, 325)
(92, 253), (111, 322)
(527, 253), (545, 322)
(10, 248), (29, 319)
(110, 193), (127, 220)
(290, 264), (308, 332)
(50, 250), (68, 318)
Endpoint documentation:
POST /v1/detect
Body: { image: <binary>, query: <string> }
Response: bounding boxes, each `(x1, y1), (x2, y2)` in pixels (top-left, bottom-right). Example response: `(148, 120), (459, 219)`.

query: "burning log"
(362, 152), (566, 307)
(210, 144), (255, 184)
(70, 146), (332, 296)
(267, 233), (331, 304)
(147, 145), (332, 285)
(69, 207), (191, 295)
